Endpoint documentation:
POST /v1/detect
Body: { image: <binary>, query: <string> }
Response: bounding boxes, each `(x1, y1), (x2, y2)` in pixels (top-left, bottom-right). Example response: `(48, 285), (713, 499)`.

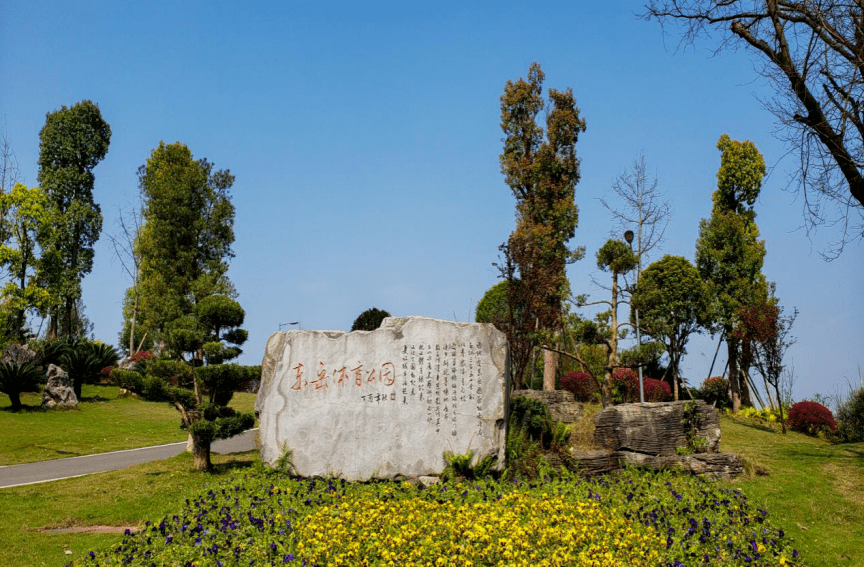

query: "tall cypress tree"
(131, 141), (236, 352)
(499, 63), (585, 389)
(696, 135), (768, 412)
(37, 100), (111, 338)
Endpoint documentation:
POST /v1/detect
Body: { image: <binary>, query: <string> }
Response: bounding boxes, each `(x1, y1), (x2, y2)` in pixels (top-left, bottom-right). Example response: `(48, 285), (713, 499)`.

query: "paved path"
(0, 429), (258, 489)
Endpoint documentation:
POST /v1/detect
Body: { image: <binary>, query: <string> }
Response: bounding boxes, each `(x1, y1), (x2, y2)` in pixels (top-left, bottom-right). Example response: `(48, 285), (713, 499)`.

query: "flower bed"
(70, 467), (800, 566)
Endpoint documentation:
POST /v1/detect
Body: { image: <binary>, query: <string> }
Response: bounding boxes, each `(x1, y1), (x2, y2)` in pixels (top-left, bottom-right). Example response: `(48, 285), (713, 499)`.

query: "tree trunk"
(599, 367), (614, 408)
(728, 339), (741, 412)
(191, 433), (212, 471)
(543, 348), (556, 391)
(763, 373), (777, 410)
(774, 382), (787, 435)
(73, 379), (82, 401)
(130, 287), (139, 355)
(8, 390), (22, 410)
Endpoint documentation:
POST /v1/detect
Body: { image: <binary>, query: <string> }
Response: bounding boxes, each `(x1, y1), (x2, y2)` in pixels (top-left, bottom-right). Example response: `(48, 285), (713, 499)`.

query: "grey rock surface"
(256, 317), (508, 480)
(618, 451), (744, 480)
(593, 400), (721, 456)
(0, 343), (37, 365)
(510, 389), (585, 424)
(42, 364), (78, 409)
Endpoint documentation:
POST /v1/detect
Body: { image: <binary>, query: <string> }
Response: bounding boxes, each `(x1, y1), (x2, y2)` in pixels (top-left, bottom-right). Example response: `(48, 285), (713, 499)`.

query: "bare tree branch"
(643, 0), (864, 257)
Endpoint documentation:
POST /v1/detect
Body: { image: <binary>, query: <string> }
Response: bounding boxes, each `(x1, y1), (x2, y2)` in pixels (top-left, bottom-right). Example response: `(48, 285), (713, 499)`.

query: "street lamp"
(279, 320), (301, 331)
(623, 230), (645, 403)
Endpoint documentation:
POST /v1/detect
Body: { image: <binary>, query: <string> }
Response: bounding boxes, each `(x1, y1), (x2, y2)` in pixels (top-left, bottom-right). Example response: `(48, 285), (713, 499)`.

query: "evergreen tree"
(696, 135), (769, 412)
(131, 142), (236, 349)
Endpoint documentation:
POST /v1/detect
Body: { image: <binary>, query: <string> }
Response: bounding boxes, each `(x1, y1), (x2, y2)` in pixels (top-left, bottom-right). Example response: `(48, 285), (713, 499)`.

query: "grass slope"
(1, 404), (860, 566)
(0, 385), (257, 466)
(720, 415), (864, 567)
(0, 452), (258, 567)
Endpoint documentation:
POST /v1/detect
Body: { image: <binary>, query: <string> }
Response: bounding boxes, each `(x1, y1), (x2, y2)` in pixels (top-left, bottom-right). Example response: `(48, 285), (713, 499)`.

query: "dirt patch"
(38, 524), (139, 534)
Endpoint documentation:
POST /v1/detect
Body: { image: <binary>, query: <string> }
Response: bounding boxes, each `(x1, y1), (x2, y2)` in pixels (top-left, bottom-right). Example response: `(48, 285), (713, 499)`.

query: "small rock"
(418, 476), (440, 487)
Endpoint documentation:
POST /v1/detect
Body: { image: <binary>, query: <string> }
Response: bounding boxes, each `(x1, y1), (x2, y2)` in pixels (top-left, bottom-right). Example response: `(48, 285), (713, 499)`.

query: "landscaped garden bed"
(69, 467), (799, 567)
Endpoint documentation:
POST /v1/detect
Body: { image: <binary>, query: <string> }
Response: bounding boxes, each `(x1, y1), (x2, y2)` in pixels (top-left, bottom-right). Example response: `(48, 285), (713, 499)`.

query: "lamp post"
(279, 320), (301, 331)
(624, 230), (645, 403)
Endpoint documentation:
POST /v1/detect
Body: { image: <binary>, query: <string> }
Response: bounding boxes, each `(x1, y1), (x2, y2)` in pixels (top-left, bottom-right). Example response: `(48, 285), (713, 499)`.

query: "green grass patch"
(0, 451), (258, 567)
(720, 414), (864, 567)
(0, 384), (258, 466)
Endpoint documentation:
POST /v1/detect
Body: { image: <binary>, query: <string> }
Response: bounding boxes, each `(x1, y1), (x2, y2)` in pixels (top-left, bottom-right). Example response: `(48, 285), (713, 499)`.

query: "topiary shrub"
(148, 359), (194, 389)
(111, 368), (143, 393)
(559, 372), (598, 402)
(788, 401), (837, 437)
(836, 387), (864, 443)
(700, 376), (730, 409)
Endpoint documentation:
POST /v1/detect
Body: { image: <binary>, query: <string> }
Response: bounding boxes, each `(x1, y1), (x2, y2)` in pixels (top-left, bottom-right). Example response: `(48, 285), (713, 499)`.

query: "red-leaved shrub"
(560, 372), (598, 402)
(130, 350), (154, 363)
(643, 378), (672, 402)
(788, 401), (837, 436)
(611, 368), (638, 402)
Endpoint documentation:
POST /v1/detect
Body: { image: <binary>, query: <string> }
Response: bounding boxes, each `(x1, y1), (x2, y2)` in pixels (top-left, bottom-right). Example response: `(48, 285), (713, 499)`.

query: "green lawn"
(719, 415), (864, 567)
(0, 384), (258, 466)
(0, 452), (258, 567)
(2, 400), (861, 566)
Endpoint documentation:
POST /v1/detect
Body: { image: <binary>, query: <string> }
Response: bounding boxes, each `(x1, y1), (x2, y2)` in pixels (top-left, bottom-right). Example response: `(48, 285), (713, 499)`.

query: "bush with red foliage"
(642, 378), (672, 402)
(130, 350), (154, 363)
(788, 401), (837, 437)
(559, 372), (598, 402)
(611, 368), (639, 402)
(560, 369), (672, 404)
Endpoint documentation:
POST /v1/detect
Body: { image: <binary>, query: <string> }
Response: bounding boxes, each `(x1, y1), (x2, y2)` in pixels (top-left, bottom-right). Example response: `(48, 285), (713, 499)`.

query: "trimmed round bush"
(836, 387), (864, 443)
(788, 401), (837, 437)
(560, 372), (598, 402)
(700, 376), (730, 409)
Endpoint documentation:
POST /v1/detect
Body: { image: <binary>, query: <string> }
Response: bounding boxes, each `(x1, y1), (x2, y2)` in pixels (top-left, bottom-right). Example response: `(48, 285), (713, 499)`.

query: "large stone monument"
(256, 316), (508, 480)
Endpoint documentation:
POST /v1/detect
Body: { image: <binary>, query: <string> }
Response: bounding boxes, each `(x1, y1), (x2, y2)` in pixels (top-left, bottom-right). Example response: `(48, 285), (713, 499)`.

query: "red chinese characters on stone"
(291, 362), (396, 392)
(290, 363), (307, 391)
(310, 362), (329, 390)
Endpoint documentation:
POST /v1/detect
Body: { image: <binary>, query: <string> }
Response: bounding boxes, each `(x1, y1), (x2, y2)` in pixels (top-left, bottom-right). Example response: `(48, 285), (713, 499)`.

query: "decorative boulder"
(256, 316), (509, 480)
(0, 343), (37, 365)
(593, 400), (721, 456)
(42, 364), (78, 409)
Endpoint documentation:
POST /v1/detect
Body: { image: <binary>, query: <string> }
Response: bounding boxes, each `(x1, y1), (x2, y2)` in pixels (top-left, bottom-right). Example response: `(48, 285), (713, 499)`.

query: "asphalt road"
(0, 429), (258, 489)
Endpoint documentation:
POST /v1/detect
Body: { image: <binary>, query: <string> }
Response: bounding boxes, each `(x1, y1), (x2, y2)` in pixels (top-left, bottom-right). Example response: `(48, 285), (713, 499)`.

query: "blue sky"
(1, 1), (861, 403)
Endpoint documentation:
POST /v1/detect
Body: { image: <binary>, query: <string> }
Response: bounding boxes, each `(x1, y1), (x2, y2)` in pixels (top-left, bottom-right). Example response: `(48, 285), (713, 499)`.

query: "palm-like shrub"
(0, 361), (45, 410)
(61, 340), (119, 399)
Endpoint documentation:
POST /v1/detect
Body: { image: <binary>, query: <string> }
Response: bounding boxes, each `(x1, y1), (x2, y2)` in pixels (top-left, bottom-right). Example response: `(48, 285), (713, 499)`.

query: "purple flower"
(283, 555), (295, 563)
